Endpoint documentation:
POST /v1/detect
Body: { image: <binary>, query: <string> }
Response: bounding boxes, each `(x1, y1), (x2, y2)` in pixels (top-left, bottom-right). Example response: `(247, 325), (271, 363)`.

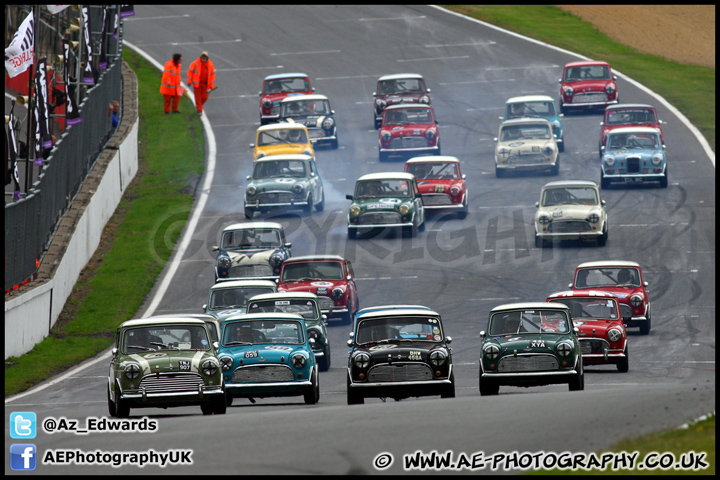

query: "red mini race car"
(599, 103), (664, 156)
(559, 61), (618, 114)
(373, 73), (431, 129)
(570, 261), (651, 335)
(404, 156), (468, 218)
(258, 73), (314, 125)
(547, 290), (629, 372)
(379, 104), (440, 161)
(277, 255), (359, 324)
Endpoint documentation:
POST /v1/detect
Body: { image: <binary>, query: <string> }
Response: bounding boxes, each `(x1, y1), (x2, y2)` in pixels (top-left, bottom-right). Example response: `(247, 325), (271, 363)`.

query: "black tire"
(244, 207), (254, 219)
(558, 140), (565, 152)
(374, 118), (381, 129)
(458, 197), (469, 219)
(107, 384), (117, 417)
(304, 195), (313, 216)
(304, 370), (320, 405)
(600, 171), (610, 189)
(315, 190), (325, 212)
(597, 224), (608, 246)
(347, 375), (364, 405)
(659, 169), (668, 188)
(617, 344), (629, 373)
(402, 222), (418, 238)
(347, 228), (357, 240)
(115, 383), (130, 418)
(201, 403), (214, 415)
(318, 344), (331, 372)
(226, 395), (234, 407)
(550, 156), (560, 175)
(379, 150), (388, 162)
(639, 308), (651, 335)
(329, 137), (339, 149)
(479, 375), (499, 396)
(535, 235), (547, 249)
(495, 166), (505, 178)
(441, 372), (456, 398)
(569, 365), (584, 391)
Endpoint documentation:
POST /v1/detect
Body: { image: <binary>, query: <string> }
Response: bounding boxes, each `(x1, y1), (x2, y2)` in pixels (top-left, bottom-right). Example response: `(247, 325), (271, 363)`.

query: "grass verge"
(4, 48), (205, 395)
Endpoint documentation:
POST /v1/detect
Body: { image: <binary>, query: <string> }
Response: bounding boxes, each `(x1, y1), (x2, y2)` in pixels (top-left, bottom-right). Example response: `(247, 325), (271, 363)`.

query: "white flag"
(4, 11), (35, 78)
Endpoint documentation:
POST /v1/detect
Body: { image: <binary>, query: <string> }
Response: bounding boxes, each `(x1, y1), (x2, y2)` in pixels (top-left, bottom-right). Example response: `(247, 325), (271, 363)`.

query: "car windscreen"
(221, 228), (281, 249)
(606, 132), (660, 149)
(258, 128), (308, 146)
(222, 320), (304, 346)
(280, 99), (331, 116)
(264, 77), (308, 94)
(407, 162), (458, 180)
(550, 298), (620, 321)
(507, 101), (555, 119)
(247, 299), (319, 321)
(210, 287), (276, 309)
(355, 316), (443, 344)
(606, 108), (657, 126)
(501, 124), (551, 141)
(378, 78), (425, 95)
(253, 160), (307, 179)
(575, 268), (641, 288)
(542, 187), (599, 206)
(123, 325), (210, 353)
(355, 179), (410, 198)
(282, 261), (344, 282)
(384, 108), (433, 125)
(489, 310), (570, 336)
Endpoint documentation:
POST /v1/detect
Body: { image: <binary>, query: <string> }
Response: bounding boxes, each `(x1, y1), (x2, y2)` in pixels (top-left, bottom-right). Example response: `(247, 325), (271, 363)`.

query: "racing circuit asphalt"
(5, 5), (715, 475)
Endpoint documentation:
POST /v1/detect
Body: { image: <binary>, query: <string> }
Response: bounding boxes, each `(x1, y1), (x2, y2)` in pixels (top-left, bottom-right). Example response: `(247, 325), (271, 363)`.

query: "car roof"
(606, 103), (655, 111)
(506, 95), (555, 104)
(223, 312), (305, 323)
(384, 103), (433, 111)
(357, 304), (432, 314)
(222, 221), (284, 232)
(280, 94), (328, 103)
(564, 60), (610, 68)
(152, 313), (218, 320)
(254, 154), (314, 163)
(248, 291), (319, 302)
(500, 118), (552, 126)
(606, 126), (661, 135)
(264, 73), (309, 81)
(547, 290), (618, 300)
(357, 172), (416, 182)
(378, 73), (424, 81)
(489, 302), (570, 313)
(120, 317), (209, 328)
(209, 279), (278, 291)
(541, 180), (598, 188)
(357, 308), (440, 320)
(257, 122), (309, 132)
(283, 254), (346, 263)
(406, 155), (459, 164)
(576, 260), (641, 269)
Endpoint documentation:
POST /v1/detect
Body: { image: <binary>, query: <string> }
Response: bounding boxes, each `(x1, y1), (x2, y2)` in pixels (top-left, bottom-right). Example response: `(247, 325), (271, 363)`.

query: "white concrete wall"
(4, 119), (139, 359)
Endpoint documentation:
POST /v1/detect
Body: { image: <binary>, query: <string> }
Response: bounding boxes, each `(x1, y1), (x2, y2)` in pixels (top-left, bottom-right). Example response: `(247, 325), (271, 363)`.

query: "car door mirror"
(285, 242), (292, 249)
(249, 143), (255, 149)
(111, 348), (118, 357)
(479, 330), (486, 340)
(445, 336), (452, 344)
(346, 194), (354, 200)
(246, 175), (251, 181)
(535, 202), (539, 208)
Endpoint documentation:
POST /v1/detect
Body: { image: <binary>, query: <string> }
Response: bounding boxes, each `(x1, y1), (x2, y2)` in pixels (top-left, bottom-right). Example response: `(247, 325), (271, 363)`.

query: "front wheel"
(244, 206), (255, 219)
(597, 224), (608, 246)
(315, 190), (325, 212)
(479, 373), (499, 396)
(304, 370), (320, 405)
(347, 228), (357, 240)
(441, 372), (456, 398)
(550, 156), (560, 175)
(303, 195), (313, 216)
(659, 169), (668, 188)
(617, 344), (629, 372)
(569, 366), (584, 391)
(347, 376), (364, 405)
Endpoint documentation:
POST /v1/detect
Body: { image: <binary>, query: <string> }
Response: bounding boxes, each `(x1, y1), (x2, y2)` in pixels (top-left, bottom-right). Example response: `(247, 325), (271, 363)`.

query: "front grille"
(507, 154), (546, 165)
(232, 365), (294, 383)
(368, 363), (434, 382)
(626, 157), (641, 173)
(358, 212), (401, 225)
(498, 355), (559, 372)
(580, 338), (610, 355)
(572, 92), (608, 104)
(139, 373), (204, 394)
(390, 137), (427, 149)
(548, 220), (591, 233)
(257, 192), (294, 203)
(422, 193), (452, 206)
(228, 264), (274, 278)
(317, 296), (334, 311)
